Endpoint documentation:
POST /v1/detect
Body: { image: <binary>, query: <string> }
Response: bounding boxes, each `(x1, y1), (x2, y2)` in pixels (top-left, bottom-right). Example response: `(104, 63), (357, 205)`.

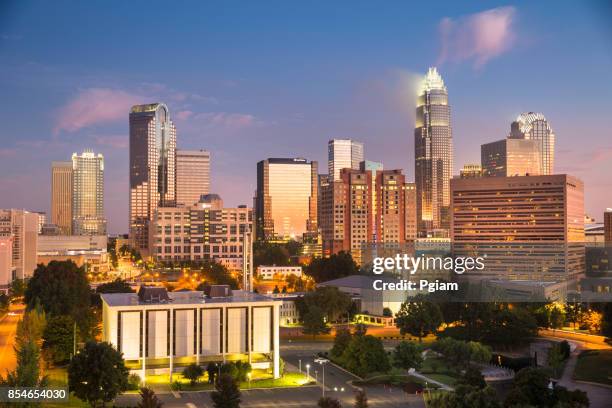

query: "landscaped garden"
(573, 349), (612, 386)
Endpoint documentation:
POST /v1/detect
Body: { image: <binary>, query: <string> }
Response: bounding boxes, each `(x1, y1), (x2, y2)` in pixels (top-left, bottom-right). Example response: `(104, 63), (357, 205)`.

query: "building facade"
(101, 287), (281, 378)
(51, 161), (73, 235)
(481, 138), (541, 177)
(459, 164), (482, 179)
(256, 265), (302, 280)
(328, 139), (364, 181)
(150, 195), (252, 271)
(255, 158), (318, 242)
(0, 209), (38, 290)
(509, 112), (555, 175)
(0, 237), (13, 294)
(403, 182), (417, 241)
(451, 174), (585, 281)
(319, 168), (408, 263)
(37, 234), (108, 273)
(605, 209), (612, 245)
(129, 103), (177, 255)
(72, 150), (106, 235)
(176, 149), (211, 206)
(415, 67), (453, 236)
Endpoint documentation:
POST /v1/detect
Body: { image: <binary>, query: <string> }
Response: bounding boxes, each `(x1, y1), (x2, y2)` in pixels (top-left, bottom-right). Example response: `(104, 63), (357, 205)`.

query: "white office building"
(256, 265), (302, 280)
(101, 286), (281, 379)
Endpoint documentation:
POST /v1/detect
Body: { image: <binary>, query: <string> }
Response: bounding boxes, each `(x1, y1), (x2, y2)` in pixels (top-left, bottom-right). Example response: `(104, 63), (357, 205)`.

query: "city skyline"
(1, 1), (611, 233)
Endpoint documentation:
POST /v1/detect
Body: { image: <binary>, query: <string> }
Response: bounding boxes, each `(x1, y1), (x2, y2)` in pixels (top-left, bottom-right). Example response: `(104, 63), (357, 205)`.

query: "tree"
(42, 315), (75, 365)
(547, 343), (565, 378)
(1, 337), (48, 387)
(253, 242), (291, 267)
(183, 363), (204, 386)
(318, 397), (342, 408)
(16, 303), (47, 343)
(210, 374), (241, 408)
(395, 294), (442, 342)
(392, 341), (423, 370)
(504, 367), (553, 407)
(305, 251), (359, 283)
(137, 387), (163, 408)
(354, 389), (368, 408)
(457, 366), (486, 389)
(302, 306), (330, 339)
(299, 287), (353, 323)
(96, 279), (134, 294)
(0, 293), (8, 314)
(24, 261), (92, 335)
(549, 304), (565, 330)
(429, 385), (500, 408)
(9, 278), (27, 299)
(340, 335), (390, 377)
(331, 328), (352, 359)
(68, 341), (129, 408)
(382, 307), (393, 317)
(482, 306), (537, 347)
(565, 301), (583, 330)
(601, 302), (612, 338)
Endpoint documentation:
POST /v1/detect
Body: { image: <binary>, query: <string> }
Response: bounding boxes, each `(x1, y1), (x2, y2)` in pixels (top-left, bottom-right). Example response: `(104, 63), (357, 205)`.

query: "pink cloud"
(438, 6), (516, 68)
(176, 110), (194, 120)
(54, 88), (144, 134)
(194, 112), (261, 128)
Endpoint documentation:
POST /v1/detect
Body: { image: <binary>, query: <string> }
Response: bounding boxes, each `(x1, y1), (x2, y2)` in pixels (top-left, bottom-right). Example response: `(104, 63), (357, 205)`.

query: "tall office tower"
(509, 112), (555, 175)
(129, 103), (177, 254)
(451, 175), (584, 280)
(0, 236), (12, 294)
(605, 209), (612, 245)
(415, 67), (453, 236)
(176, 149), (211, 206)
(360, 161), (383, 242)
(255, 158), (318, 241)
(481, 138), (541, 177)
(51, 161), (73, 235)
(328, 139), (364, 181)
(403, 182), (417, 241)
(0, 209), (38, 290)
(72, 150), (106, 235)
(319, 168), (406, 263)
(459, 164), (482, 179)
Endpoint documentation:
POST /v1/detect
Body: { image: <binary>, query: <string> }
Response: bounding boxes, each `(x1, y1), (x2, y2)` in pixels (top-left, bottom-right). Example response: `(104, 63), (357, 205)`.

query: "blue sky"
(1, 1), (611, 233)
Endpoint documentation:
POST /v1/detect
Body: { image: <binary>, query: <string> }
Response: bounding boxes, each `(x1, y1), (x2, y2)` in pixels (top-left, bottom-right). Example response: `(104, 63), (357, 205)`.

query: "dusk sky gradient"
(1, 1), (611, 234)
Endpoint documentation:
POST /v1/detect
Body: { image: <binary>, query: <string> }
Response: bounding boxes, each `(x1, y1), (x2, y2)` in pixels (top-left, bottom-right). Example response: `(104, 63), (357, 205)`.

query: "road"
(0, 302), (25, 373)
(116, 340), (425, 407)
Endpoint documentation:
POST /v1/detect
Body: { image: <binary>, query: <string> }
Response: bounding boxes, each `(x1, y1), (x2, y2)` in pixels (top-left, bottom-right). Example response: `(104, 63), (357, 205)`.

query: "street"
(0, 303), (24, 374)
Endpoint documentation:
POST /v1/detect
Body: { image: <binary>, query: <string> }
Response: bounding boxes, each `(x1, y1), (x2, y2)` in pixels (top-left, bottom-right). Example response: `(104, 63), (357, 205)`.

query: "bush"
(128, 373), (142, 390)
(182, 363), (204, 386)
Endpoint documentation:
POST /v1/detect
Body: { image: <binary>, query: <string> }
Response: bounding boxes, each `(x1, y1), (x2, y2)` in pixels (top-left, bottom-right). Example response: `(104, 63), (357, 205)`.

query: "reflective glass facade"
(72, 150), (106, 235)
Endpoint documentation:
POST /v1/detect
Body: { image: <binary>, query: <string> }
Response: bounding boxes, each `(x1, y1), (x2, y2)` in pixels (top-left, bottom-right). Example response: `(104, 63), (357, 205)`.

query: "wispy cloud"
(54, 88), (144, 134)
(437, 6), (516, 68)
(193, 112), (263, 129)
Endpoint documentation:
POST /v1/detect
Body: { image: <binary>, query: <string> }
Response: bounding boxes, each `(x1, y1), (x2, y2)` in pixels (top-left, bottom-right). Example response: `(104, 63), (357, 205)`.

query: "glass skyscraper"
(328, 139), (364, 181)
(414, 67), (453, 236)
(509, 112), (555, 175)
(72, 150), (106, 235)
(129, 103), (176, 253)
(255, 158), (318, 242)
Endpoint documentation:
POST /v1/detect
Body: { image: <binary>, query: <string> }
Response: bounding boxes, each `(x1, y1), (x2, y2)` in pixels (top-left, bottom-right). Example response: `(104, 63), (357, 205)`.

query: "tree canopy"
(395, 294), (443, 342)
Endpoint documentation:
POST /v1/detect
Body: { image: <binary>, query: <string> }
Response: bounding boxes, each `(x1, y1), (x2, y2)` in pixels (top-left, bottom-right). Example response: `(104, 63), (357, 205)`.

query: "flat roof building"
(101, 287), (281, 379)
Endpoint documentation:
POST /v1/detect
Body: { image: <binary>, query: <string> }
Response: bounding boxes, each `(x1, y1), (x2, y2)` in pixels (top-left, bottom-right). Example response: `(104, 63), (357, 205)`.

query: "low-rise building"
(37, 234), (109, 273)
(256, 265), (302, 280)
(101, 286), (281, 378)
(267, 292), (304, 326)
(0, 209), (38, 292)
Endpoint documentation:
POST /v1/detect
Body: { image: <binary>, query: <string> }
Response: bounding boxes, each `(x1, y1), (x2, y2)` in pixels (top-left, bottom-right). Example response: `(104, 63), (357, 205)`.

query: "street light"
(306, 364), (310, 381)
(314, 357), (329, 397)
(299, 359), (302, 373)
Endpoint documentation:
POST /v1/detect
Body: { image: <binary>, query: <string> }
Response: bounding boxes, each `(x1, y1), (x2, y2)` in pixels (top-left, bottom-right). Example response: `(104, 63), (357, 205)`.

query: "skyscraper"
(328, 139), (364, 181)
(255, 158), (318, 241)
(509, 112), (555, 175)
(605, 209), (612, 245)
(176, 149), (211, 206)
(72, 150), (106, 235)
(481, 138), (541, 177)
(0, 209), (38, 289)
(51, 161), (73, 235)
(415, 67), (453, 236)
(129, 103), (177, 254)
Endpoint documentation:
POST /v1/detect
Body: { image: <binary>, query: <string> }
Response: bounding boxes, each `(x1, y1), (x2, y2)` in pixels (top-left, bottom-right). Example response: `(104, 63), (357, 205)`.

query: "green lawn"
(149, 370), (311, 391)
(45, 368), (90, 408)
(573, 349), (612, 386)
(354, 373), (440, 389)
(419, 356), (461, 387)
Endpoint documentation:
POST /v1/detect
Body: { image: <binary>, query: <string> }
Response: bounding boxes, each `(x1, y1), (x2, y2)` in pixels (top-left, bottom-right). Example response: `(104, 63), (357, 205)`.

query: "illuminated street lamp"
(306, 363), (310, 381)
(314, 357), (329, 397)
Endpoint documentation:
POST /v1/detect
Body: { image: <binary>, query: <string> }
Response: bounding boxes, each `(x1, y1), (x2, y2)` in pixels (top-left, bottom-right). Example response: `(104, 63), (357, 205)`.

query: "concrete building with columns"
(101, 286), (281, 379)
